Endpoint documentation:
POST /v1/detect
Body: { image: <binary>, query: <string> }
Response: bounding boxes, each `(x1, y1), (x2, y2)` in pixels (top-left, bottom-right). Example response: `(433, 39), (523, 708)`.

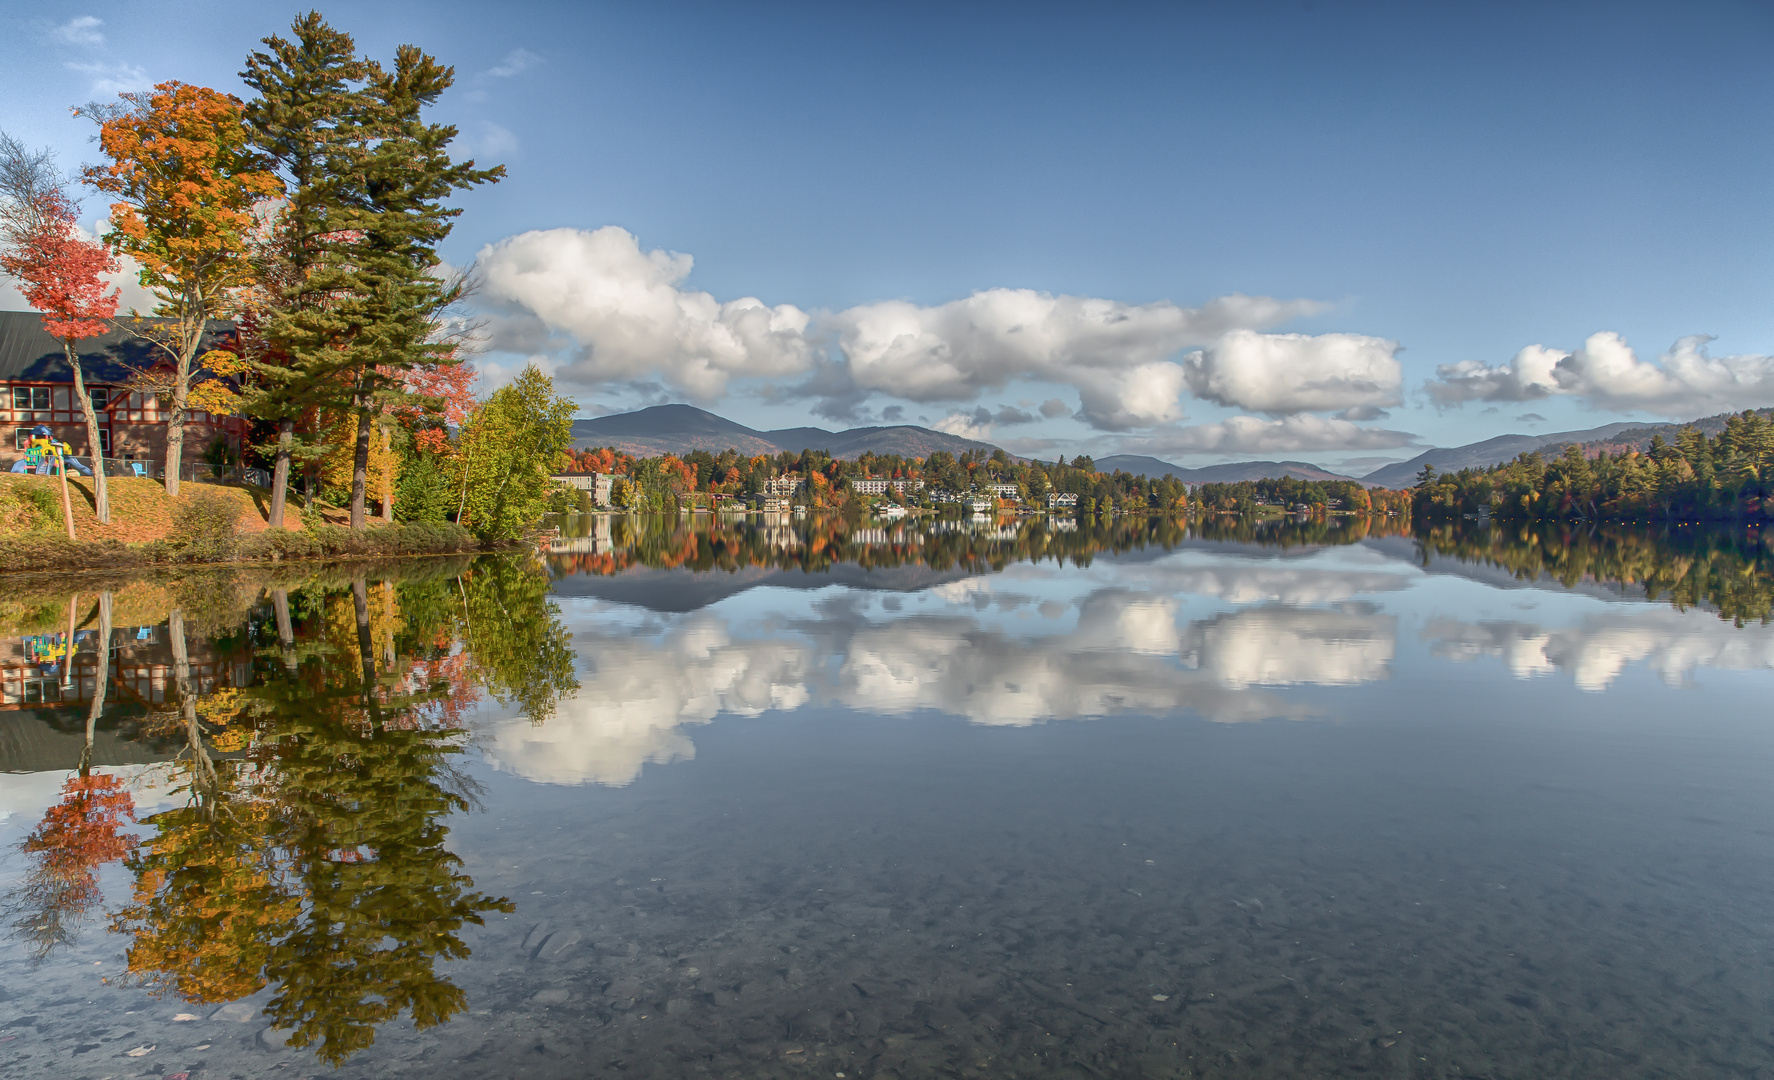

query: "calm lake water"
(1, 515), (1772, 1079)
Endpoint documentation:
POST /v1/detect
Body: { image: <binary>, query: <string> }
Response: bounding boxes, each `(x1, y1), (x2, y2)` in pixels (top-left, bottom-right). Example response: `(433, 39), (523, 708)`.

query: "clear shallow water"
(1, 518), (1772, 1078)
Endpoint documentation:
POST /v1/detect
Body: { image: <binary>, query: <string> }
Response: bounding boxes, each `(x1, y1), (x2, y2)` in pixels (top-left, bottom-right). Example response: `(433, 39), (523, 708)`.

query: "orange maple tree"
(83, 82), (280, 496)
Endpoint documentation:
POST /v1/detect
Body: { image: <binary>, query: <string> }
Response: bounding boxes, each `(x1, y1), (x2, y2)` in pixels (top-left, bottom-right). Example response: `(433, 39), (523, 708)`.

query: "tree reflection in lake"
(0, 520), (1770, 1072)
(0, 557), (577, 1065)
(1415, 519), (1774, 625)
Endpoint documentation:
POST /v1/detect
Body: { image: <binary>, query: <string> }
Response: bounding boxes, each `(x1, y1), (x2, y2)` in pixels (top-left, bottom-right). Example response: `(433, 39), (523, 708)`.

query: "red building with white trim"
(0, 310), (245, 465)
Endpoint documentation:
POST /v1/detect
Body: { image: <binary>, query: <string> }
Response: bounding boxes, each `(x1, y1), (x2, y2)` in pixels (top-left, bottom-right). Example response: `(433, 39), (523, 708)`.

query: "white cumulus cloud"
(473, 225), (1429, 432)
(477, 226), (814, 399)
(1425, 344), (1564, 404)
(831, 291), (1320, 429)
(1182, 329), (1403, 415)
(1425, 332), (1774, 417)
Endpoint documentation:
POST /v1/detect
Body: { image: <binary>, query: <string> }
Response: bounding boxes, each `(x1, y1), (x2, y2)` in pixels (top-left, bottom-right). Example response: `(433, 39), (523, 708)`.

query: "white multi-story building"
(852, 477), (926, 496)
(764, 476), (804, 498)
(984, 482), (1020, 499)
(552, 472), (615, 507)
(1047, 492), (1079, 509)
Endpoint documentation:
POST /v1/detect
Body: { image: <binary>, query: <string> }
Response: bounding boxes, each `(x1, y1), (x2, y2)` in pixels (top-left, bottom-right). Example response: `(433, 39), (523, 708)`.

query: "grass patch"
(0, 474), (488, 574)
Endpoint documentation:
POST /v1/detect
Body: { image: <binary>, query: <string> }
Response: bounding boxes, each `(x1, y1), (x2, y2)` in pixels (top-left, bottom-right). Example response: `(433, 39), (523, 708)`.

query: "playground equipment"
(8, 425), (83, 540)
(8, 425), (92, 477)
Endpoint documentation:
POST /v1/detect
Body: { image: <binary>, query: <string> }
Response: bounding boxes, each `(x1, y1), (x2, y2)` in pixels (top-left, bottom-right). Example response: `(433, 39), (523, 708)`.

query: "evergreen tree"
(241, 18), (501, 531)
(338, 44), (502, 529)
(239, 13), (374, 527)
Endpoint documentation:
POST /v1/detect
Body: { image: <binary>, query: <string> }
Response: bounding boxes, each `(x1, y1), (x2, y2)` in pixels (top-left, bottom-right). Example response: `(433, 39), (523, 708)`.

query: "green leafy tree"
(454, 365), (575, 540)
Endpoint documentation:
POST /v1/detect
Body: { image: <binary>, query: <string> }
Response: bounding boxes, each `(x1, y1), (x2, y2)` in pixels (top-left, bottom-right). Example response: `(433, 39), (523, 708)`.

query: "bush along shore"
(0, 478), (494, 573)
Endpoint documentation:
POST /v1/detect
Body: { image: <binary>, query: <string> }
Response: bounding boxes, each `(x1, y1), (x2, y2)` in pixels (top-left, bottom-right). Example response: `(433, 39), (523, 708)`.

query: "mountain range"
(1092, 456), (1361, 484)
(571, 404), (1000, 460)
(1358, 407), (1774, 488)
(572, 403), (1770, 488)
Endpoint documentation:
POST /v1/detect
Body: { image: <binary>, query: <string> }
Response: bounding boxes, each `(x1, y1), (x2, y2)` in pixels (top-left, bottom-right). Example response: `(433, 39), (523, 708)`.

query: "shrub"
(395, 453), (456, 524)
(168, 491), (240, 561)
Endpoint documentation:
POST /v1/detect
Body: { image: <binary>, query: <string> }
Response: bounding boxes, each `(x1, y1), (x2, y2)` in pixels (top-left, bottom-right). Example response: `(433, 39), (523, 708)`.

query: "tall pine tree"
(239, 13), (372, 528)
(241, 16), (500, 530)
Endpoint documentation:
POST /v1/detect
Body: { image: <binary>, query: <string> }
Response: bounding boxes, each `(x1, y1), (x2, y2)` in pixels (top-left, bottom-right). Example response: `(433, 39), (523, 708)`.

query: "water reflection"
(1425, 609), (1774, 690)
(0, 561), (576, 1065)
(0, 518), (1768, 1071)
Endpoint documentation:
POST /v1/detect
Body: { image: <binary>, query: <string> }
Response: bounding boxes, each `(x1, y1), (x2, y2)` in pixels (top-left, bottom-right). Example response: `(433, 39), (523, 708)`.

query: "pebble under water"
(0, 517), (1771, 1079)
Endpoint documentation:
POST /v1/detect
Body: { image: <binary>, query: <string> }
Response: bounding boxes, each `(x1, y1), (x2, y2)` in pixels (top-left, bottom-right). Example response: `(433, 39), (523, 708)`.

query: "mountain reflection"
(0, 516), (1767, 1065)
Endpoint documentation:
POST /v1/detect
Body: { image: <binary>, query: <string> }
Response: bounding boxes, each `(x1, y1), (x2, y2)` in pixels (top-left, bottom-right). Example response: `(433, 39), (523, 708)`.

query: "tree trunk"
(61, 593), (78, 692)
(272, 587), (297, 674)
(169, 607), (217, 794)
(164, 342), (194, 498)
(64, 340), (109, 524)
(81, 592), (112, 778)
(352, 576), (375, 697)
(268, 418), (294, 529)
(349, 394), (371, 531)
(55, 454), (75, 541)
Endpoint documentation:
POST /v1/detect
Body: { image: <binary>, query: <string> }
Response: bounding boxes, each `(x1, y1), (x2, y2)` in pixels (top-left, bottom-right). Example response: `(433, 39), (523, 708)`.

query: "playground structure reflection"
(0, 560), (575, 1064)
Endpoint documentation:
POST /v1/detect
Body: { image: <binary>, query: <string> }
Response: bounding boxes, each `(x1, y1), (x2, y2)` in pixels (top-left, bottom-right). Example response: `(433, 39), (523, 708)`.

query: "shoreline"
(0, 521), (508, 576)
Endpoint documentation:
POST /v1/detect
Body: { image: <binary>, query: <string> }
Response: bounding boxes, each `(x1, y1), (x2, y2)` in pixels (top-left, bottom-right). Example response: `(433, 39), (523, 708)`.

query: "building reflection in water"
(0, 516), (1767, 1064)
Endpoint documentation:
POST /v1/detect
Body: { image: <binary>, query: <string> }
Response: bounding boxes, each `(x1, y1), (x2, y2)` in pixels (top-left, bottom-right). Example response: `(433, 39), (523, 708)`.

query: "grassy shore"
(0, 473), (484, 573)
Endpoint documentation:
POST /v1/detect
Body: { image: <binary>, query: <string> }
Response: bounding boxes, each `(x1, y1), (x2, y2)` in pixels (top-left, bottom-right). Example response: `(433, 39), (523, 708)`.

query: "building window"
(89, 388), (108, 411)
(12, 387), (49, 412)
(98, 429), (111, 453)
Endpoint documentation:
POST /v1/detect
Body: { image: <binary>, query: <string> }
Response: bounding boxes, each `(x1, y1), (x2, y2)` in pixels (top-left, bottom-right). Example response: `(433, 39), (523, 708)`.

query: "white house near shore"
(552, 471), (615, 506)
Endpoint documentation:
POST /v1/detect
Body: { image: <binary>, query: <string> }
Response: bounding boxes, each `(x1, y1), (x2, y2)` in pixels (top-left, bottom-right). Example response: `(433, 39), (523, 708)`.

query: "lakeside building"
(984, 482), (1020, 499)
(763, 476), (805, 498)
(548, 514), (613, 554)
(852, 477), (927, 496)
(551, 471), (615, 506)
(1047, 492), (1079, 509)
(0, 311), (245, 467)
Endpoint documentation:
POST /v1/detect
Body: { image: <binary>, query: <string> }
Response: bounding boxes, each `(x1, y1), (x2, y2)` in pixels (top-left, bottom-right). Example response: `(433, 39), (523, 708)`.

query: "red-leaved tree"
(0, 131), (119, 525)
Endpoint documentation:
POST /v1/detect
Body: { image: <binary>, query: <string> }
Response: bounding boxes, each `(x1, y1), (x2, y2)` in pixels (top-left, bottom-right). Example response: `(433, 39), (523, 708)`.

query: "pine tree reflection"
(113, 576), (524, 1065)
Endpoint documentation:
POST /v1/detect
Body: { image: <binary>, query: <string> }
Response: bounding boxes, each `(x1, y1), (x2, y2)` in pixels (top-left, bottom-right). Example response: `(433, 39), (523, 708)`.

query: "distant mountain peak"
(571, 405), (997, 460)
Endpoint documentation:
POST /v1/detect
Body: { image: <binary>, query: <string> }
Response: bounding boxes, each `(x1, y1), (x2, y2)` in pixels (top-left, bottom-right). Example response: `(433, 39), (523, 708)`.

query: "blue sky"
(3, 1), (1773, 472)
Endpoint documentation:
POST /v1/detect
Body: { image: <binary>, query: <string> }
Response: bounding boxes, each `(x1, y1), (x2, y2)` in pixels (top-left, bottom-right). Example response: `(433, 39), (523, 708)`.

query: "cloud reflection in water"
(1425, 611), (1774, 691)
(487, 567), (1404, 785)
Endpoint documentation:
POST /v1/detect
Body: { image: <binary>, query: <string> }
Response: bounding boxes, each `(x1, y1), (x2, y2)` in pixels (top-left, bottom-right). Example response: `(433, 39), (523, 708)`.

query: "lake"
(1, 515), (1771, 1079)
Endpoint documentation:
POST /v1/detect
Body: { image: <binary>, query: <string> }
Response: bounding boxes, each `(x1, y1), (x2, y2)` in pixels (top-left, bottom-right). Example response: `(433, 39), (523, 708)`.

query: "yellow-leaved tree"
(83, 82), (278, 496)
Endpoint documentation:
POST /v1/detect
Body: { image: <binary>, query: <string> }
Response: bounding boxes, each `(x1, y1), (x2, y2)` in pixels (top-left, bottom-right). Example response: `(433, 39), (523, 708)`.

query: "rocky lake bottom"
(0, 525), (1770, 1078)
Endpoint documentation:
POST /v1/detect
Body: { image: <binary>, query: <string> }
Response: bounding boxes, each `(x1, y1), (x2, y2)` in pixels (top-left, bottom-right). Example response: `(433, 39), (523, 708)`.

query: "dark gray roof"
(0, 309), (235, 384)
